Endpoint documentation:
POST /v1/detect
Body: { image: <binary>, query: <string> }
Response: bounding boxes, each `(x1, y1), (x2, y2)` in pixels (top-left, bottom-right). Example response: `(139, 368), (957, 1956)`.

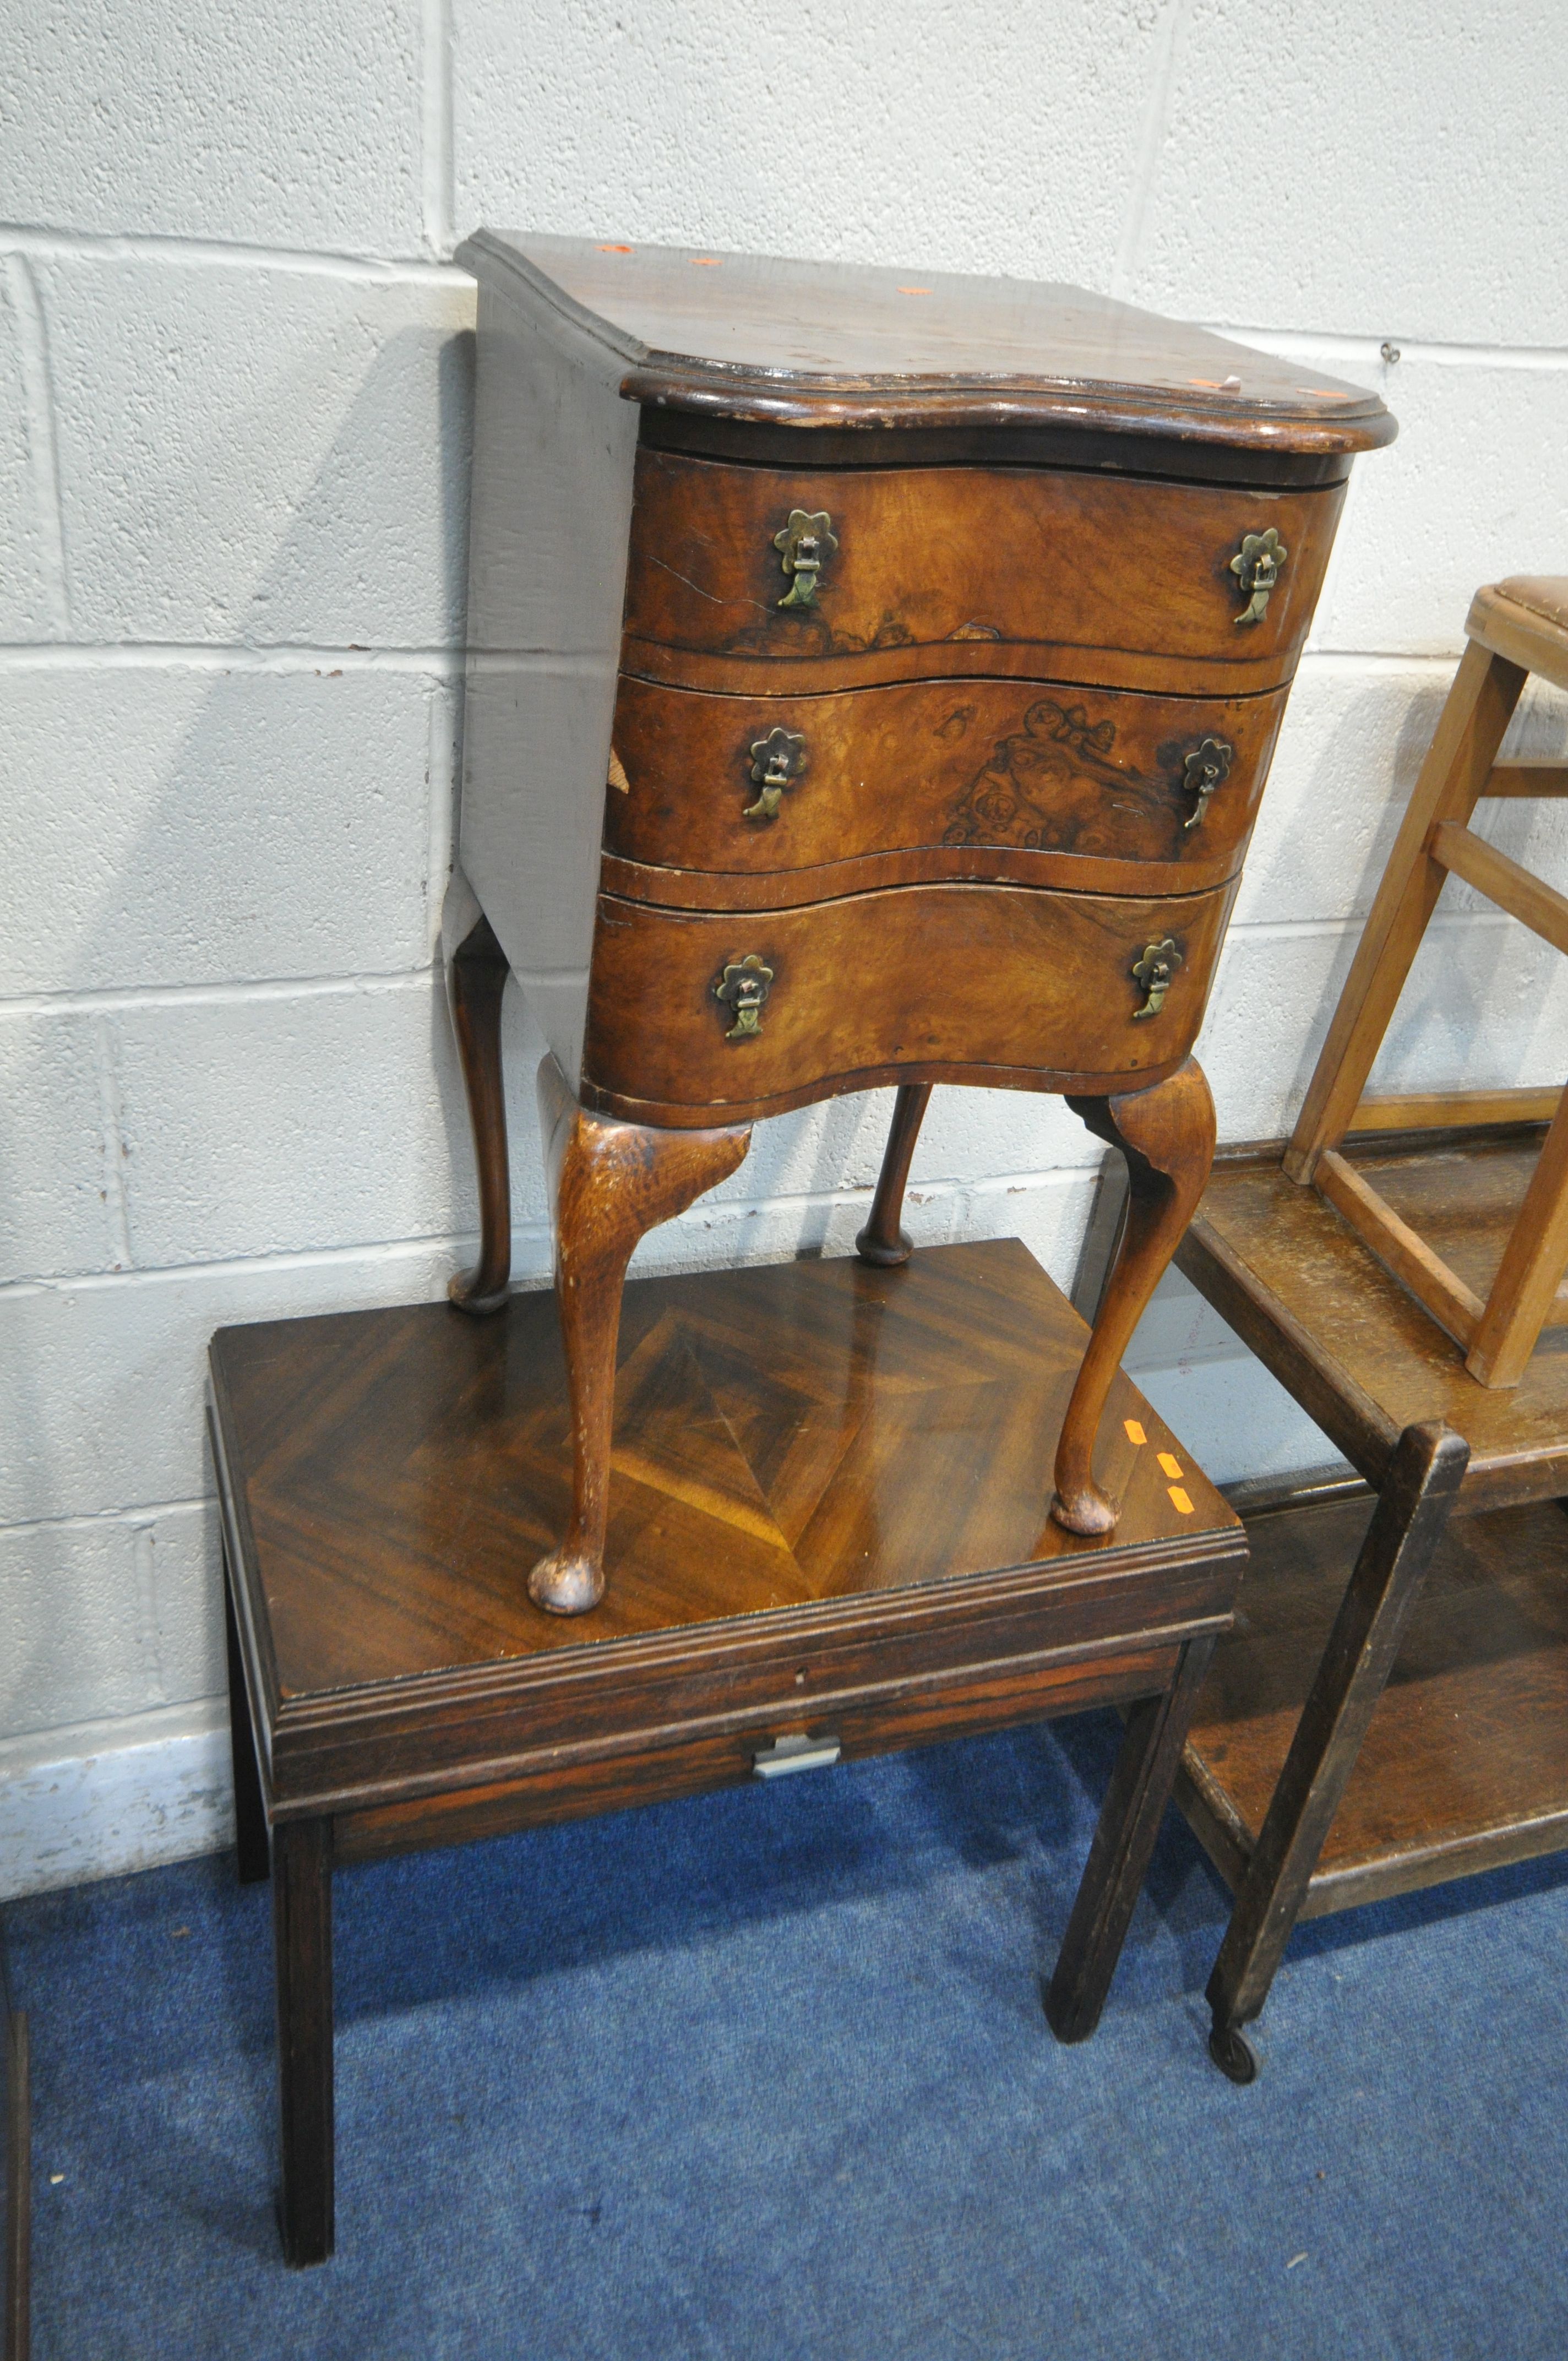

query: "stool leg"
(1205, 1421), (1469, 2082)
(1044, 1634), (1217, 2043)
(273, 1818), (334, 2266)
(1283, 641), (1525, 1183)
(856, 1083), (932, 1266)
(224, 1564), (270, 1886)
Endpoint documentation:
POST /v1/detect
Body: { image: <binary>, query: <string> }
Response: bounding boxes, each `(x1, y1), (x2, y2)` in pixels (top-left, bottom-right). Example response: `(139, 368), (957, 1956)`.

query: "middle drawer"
(605, 674), (1287, 906)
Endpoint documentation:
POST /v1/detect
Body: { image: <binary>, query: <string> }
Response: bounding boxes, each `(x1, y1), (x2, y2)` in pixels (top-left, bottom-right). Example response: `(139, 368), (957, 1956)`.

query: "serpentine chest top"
(449, 233), (1395, 1611)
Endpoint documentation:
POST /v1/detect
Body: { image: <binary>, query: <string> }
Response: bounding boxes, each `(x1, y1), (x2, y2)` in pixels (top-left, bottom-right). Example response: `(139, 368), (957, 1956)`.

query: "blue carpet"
(9, 1711), (1568, 2360)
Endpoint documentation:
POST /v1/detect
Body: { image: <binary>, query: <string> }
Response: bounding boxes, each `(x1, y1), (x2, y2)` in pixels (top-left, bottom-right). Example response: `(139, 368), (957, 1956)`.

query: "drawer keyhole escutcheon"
(744, 727), (808, 821)
(1181, 736), (1234, 830)
(1131, 937), (1182, 1020)
(774, 509), (837, 608)
(714, 953), (775, 1038)
(1229, 527), (1287, 626)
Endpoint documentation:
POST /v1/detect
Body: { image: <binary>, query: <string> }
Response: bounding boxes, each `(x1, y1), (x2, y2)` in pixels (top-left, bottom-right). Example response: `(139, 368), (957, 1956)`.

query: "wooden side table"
(449, 233), (1393, 1610)
(1172, 1128), (1568, 2077)
(212, 1239), (1244, 2264)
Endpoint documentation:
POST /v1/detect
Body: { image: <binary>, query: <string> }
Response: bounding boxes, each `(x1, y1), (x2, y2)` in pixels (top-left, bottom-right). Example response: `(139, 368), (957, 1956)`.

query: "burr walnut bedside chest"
(447, 235), (1395, 1611)
(214, 246), (1396, 2263)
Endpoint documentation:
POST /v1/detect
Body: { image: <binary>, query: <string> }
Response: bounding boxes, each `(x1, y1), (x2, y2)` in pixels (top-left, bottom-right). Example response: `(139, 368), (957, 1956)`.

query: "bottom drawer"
(582, 877), (1235, 1122)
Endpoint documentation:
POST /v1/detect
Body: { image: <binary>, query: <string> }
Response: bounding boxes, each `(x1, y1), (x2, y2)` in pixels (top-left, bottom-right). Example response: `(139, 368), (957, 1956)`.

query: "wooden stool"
(213, 1239), (1243, 2263)
(1287, 576), (1568, 1386)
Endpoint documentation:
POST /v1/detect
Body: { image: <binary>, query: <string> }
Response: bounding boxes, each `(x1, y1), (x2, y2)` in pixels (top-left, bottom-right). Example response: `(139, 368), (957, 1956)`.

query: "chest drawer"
(605, 674), (1287, 905)
(581, 878), (1236, 1124)
(620, 450), (1344, 698)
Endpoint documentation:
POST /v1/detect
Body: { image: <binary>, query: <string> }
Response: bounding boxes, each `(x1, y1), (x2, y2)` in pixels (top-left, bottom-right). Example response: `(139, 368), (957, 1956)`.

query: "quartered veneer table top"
(1178, 1133), (1568, 1507)
(210, 1238), (1242, 1853)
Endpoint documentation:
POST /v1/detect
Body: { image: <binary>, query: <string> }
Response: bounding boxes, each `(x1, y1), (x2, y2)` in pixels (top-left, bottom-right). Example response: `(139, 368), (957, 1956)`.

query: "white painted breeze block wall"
(3, 1), (1567, 1896)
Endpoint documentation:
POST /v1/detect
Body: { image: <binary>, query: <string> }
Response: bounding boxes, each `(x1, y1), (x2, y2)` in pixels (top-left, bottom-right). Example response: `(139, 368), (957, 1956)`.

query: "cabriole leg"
(1053, 1058), (1217, 1536)
(445, 894), (513, 1317)
(856, 1083), (933, 1267)
(530, 1056), (752, 1615)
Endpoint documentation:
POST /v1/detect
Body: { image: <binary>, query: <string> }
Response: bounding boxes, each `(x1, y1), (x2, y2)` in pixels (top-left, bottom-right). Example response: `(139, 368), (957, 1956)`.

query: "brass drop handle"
(1229, 527), (1287, 626)
(774, 509), (837, 609)
(1180, 736), (1234, 830)
(1131, 937), (1182, 1021)
(744, 727), (808, 821)
(714, 953), (774, 1039)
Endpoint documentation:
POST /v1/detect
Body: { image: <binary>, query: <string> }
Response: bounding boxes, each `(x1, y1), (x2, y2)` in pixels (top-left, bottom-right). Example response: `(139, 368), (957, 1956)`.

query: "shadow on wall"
(1, 327), (481, 1747)
(1206, 663), (1568, 1146)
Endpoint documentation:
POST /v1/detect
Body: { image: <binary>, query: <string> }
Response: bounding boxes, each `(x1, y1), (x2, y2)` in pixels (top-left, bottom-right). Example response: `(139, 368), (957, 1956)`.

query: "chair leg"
(224, 1563), (270, 1886)
(856, 1084), (933, 1266)
(1044, 1634), (1218, 2043)
(1465, 1089), (1568, 1386)
(529, 1055), (752, 1615)
(274, 1817), (334, 2266)
(1205, 1421), (1469, 2081)
(1053, 1058), (1216, 1536)
(445, 904), (513, 1316)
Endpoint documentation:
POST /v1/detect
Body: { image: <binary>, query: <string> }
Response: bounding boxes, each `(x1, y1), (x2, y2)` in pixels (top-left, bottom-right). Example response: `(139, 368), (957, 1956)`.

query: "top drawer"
(621, 450), (1344, 698)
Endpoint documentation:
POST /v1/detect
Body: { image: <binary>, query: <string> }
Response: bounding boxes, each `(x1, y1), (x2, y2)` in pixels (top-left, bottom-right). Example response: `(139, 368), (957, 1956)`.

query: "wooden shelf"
(1178, 1130), (1568, 1509)
(1179, 1484), (1568, 1918)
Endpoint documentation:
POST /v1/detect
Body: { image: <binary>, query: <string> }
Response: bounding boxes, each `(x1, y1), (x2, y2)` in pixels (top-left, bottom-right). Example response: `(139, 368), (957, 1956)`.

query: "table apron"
(316, 1625), (1221, 1860)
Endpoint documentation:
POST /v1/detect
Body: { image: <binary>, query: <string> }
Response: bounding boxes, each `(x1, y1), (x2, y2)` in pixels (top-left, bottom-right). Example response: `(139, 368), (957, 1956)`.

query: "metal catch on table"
(745, 727), (808, 820)
(774, 509), (837, 609)
(714, 953), (775, 1038)
(1229, 527), (1287, 626)
(752, 1732), (842, 1777)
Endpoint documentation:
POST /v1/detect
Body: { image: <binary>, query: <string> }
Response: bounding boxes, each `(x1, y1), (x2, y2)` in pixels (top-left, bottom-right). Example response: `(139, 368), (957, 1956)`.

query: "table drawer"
(333, 1639), (1185, 1858)
(582, 877), (1236, 1122)
(620, 450), (1344, 697)
(605, 674), (1288, 904)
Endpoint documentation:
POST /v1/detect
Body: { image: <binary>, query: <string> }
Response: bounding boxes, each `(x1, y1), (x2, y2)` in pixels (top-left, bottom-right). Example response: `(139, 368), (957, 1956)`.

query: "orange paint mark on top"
(1168, 1486), (1194, 1516)
(692, 256), (722, 266)
(900, 286), (932, 295)
(1157, 1451), (1184, 1481)
(1123, 1419), (1146, 1447)
(597, 243), (634, 254)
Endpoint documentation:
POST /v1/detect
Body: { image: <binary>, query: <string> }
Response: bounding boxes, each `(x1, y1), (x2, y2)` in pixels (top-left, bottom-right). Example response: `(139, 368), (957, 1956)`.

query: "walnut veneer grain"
(605, 675), (1288, 902)
(623, 451), (1343, 698)
(454, 232), (1391, 1599)
(581, 878), (1237, 1123)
